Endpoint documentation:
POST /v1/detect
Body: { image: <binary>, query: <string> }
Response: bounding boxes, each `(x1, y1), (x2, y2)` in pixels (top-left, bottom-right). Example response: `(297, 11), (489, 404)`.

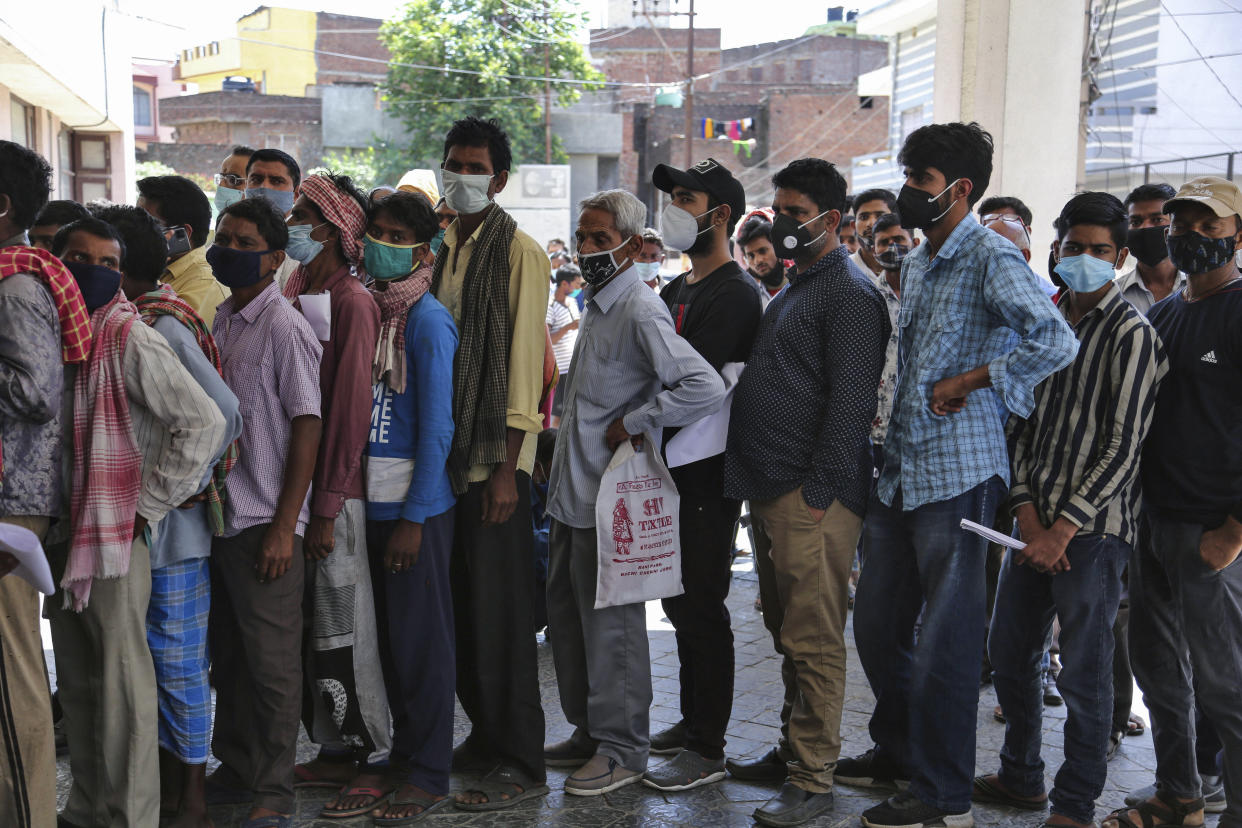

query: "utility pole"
(683, 0), (694, 167)
(544, 0), (552, 163)
(642, 0), (697, 167)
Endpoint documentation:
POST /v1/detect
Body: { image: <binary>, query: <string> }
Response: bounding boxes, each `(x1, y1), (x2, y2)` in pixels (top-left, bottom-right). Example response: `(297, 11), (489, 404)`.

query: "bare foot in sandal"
(320, 771), (393, 818)
(1103, 789), (1205, 828)
(371, 783), (446, 823)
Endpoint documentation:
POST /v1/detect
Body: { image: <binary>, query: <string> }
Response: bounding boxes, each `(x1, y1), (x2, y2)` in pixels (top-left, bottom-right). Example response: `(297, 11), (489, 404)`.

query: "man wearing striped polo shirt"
(974, 192), (1167, 828)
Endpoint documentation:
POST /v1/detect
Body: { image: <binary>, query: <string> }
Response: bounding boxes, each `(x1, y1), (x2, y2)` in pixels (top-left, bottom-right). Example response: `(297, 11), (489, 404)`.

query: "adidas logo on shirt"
(1201, 350), (1218, 364)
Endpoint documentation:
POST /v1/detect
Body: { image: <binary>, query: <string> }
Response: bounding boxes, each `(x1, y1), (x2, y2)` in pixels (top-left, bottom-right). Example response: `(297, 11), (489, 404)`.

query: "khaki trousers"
(49, 537), (159, 828)
(0, 515), (55, 828)
(752, 489), (862, 793)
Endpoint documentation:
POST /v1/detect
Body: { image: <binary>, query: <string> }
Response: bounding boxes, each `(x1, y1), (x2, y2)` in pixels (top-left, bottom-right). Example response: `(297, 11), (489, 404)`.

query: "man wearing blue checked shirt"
(837, 122), (1078, 828)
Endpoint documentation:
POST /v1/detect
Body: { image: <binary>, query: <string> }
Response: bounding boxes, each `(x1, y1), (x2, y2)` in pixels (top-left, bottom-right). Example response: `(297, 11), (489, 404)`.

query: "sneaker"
(564, 754), (643, 797)
(835, 747), (910, 791)
(649, 721), (687, 756)
(1042, 671), (1063, 706)
(862, 792), (974, 828)
(642, 749), (726, 792)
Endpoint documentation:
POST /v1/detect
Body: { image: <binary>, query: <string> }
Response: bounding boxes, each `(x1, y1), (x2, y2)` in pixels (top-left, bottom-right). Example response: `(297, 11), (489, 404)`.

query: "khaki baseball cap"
(1163, 176), (1242, 218)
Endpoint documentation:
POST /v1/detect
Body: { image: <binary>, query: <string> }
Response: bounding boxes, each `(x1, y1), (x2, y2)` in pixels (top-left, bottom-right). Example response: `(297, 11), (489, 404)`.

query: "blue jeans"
(1130, 513), (1242, 828)
(988, 533), (1129, 825)
(853, 476), (1005, 813)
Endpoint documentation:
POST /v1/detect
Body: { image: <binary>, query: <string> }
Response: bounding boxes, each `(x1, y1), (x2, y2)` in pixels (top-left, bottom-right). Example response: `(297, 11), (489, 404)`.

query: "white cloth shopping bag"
(593, 435), (684, 609)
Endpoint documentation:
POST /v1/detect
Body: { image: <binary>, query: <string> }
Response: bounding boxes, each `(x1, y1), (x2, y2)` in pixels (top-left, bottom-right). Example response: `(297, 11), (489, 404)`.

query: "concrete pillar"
(932, 0), (1089, 260)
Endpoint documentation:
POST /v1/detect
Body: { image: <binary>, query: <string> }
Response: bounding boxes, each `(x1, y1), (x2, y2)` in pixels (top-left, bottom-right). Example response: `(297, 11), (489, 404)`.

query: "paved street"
(52, 546), (1217, 827)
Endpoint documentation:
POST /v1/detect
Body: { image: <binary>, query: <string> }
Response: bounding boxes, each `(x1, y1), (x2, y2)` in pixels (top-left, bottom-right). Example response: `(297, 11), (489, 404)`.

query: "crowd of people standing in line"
(0, 112), (1239, 828)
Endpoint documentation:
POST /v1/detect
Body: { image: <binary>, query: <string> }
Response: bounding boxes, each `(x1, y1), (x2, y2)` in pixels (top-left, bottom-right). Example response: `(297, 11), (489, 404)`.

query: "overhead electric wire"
(1160, 1), (1242, 112)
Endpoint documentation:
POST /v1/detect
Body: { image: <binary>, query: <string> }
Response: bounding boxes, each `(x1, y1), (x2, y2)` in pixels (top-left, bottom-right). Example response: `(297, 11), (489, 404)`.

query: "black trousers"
(449, 471), (546, 783)
(660, 491), (740, 759)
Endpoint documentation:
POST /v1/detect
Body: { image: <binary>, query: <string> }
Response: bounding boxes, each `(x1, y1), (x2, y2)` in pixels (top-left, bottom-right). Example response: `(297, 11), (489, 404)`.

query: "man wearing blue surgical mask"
(213, 144), (253, 214)
(431, 116), (552, 813)
(245, 148), (303, 291)
(977, 192), (1166, 828)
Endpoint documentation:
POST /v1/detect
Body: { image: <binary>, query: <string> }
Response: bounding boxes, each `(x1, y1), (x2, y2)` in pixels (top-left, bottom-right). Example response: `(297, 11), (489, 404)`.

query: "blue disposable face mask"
(286, 221), (329, 265)
(214, 187), (245, 212)
(1054, 253), (1118, 294)
(430, 228), (446, 255)
(244, 187), (295, 216)
(633, 261), (661, 283)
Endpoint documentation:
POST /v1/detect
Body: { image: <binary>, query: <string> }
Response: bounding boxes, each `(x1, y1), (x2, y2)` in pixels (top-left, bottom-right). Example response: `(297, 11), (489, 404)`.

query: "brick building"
(148, 91), (323, 180)
(586, 28), (891, 216)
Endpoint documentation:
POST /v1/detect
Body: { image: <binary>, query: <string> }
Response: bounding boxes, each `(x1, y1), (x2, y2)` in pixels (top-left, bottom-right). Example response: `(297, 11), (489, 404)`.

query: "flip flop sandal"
(1104, 788), (1206, 828)
(972, 775), (1049, 811)
(318, 785), (393, 819)
(373, 793), (452, 826)
(293, 760), (355, 789)
(455, 764), (550, 811)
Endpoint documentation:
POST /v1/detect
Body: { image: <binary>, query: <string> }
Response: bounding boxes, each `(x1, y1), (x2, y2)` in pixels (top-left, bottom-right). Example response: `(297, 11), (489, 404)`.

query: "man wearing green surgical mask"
(361, 191), (462, 824)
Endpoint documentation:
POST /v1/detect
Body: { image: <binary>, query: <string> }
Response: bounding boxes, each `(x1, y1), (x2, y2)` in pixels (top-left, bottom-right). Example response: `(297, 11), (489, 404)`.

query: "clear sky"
(123, 0), (873, 58)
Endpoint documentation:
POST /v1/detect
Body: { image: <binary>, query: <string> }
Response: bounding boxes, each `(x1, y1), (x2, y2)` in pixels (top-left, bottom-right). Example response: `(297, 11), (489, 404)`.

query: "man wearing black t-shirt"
(1110, 176), (1242, 828)
(641, 159), (762, 793)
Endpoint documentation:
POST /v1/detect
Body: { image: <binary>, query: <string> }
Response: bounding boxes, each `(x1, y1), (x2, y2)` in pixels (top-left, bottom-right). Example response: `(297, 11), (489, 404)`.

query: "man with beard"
(638, 159), (761, 791)
(851, 189), (897, 277)
(724, 157), (890, 826)
(841, 122), (1077, 828)
(737, 215), (786, 311)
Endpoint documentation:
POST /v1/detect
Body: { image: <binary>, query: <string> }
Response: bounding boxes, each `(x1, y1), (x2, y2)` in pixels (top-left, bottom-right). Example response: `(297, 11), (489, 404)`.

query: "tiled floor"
(53, 551), (1215, 827)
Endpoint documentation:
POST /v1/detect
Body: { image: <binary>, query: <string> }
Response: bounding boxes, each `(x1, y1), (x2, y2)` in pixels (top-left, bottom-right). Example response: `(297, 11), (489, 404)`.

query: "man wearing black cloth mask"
(643, 159), (762, 791)
(1119, 183), (1186, 315)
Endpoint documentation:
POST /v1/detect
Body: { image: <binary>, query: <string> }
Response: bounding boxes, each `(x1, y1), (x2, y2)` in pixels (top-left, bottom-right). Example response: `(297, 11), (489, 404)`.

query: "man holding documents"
(974, 192), (1166, 828)
(642, 160), (760, 791)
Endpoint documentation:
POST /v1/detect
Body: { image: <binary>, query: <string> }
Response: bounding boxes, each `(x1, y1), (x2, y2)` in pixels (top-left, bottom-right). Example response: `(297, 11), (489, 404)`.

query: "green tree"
(381, 0), (603, 166)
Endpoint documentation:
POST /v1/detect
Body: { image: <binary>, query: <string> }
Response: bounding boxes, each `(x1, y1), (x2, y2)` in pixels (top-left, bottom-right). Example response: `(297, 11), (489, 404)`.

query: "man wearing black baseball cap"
(641, 159), (761, 793)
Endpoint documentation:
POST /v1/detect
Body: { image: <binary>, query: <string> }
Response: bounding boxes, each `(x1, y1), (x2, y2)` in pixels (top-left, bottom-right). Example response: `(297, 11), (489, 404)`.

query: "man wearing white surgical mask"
(430, 117), (553, 813)
(635, 227), (666, 290)
(642, 159), (761, 792)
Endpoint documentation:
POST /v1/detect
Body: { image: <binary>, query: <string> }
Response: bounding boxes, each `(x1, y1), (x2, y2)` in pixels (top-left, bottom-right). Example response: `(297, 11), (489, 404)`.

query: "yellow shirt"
(438, 215), (549, 482)
(161, 246), (230, 329)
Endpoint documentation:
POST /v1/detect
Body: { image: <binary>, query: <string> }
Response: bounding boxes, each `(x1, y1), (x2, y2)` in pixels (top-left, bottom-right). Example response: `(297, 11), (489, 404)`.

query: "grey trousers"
(547, 520), (651, 772)
(1130, 513), (1242, 827)
(210, 525), (305, 814)
(48, 536), (159, 828)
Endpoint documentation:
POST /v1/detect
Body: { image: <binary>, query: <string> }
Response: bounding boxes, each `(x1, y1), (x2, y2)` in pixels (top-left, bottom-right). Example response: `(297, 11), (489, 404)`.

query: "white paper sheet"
(298, 293), (331, 341)
(0, 523), (55, 595)
(665, 362), (745, 468)
(959, 518), (1027, 550)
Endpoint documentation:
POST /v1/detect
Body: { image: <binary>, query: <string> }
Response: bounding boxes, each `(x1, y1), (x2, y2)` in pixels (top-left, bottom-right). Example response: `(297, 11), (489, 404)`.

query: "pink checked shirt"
(213, 281), (323, 536)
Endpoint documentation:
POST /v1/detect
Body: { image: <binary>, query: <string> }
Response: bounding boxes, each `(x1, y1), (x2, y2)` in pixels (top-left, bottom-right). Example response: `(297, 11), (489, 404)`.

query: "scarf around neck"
(370, 262), (433, 394)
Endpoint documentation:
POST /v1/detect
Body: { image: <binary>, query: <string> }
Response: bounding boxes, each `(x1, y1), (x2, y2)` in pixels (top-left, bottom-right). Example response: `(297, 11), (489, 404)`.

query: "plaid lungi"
(146, 557), (212, 764)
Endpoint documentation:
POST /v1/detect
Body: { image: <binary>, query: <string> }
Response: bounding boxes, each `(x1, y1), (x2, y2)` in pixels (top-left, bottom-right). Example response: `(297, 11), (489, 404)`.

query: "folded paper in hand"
(0, 523), (56, 595)
(959, 518), (1026, 550)
(298, 293), (331, 341)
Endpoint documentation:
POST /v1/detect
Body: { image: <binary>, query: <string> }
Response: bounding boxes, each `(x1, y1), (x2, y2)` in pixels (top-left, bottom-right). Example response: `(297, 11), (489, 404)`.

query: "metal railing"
(1084, 152), (1237, 197)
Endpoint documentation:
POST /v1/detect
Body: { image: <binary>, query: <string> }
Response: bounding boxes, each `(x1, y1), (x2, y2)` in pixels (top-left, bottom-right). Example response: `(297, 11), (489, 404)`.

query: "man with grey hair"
(636, 227), (666, 289)
(543, 188), (726, 796)
(983, 213), (1032, 263)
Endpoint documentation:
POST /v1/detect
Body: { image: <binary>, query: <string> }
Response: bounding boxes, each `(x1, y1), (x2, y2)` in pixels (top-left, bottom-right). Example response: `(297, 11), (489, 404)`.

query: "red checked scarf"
(369, 262), (433, 394)
(283, 174), (368, 299)
(63, 292), (143, 612)
(0, 245), (92, 485)
(134, 285), (238, 536)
